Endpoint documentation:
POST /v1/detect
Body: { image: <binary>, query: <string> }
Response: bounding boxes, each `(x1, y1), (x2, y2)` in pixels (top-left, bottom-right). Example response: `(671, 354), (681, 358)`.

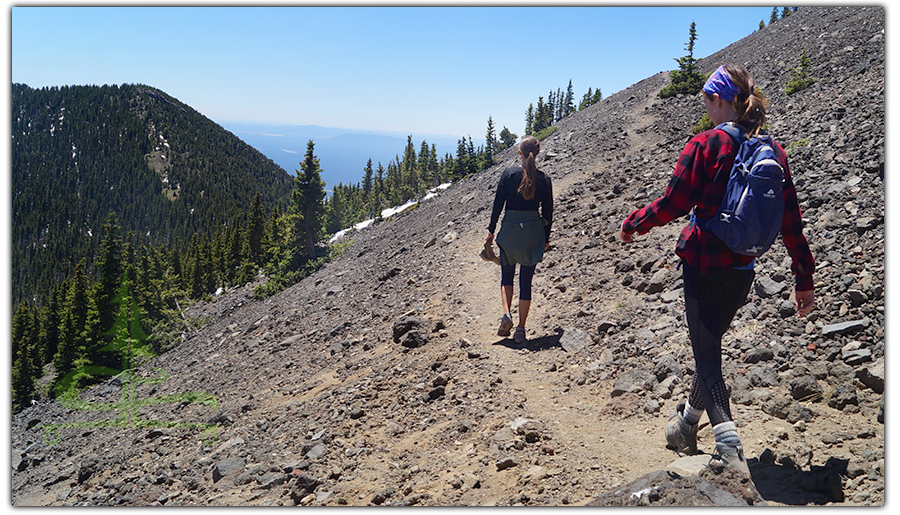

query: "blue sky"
(11, 4), (783, 139)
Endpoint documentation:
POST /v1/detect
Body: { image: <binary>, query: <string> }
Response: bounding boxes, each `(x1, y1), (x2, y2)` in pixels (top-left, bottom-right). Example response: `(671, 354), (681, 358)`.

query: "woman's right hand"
(486, 232), (494, 243)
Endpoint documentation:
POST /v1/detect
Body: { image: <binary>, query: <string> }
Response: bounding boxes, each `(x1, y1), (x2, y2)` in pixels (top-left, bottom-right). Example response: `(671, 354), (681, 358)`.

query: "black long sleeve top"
(488, 165), (553, 242)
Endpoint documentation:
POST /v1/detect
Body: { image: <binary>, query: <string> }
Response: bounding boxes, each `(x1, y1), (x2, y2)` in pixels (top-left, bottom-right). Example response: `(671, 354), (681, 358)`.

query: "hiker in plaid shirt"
(620, 64), (815, 477)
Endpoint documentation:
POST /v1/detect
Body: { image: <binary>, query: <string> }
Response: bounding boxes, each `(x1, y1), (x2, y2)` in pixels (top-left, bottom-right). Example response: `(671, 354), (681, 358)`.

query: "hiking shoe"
(514, 326), (526, 344)
(710, 441), (751, 476)
(664, 406), (699, 455)
(498, 314), (513, 337)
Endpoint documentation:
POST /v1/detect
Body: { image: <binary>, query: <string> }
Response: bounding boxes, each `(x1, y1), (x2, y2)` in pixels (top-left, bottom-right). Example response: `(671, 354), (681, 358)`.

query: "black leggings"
(682, 263), (754, 427)
(499, 249), (537, 301)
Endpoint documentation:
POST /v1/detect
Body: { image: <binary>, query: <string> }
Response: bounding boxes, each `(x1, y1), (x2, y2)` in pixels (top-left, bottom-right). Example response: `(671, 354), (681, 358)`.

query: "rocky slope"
(11, 6), (885, 506)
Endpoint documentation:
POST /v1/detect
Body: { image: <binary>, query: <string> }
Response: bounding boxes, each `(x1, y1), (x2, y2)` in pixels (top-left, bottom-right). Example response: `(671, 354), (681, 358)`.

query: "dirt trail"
(420, 170), (702, 502)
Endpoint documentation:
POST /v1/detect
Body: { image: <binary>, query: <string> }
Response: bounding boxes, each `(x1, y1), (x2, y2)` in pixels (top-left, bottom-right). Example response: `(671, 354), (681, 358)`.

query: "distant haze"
(222, 122), (468, 191)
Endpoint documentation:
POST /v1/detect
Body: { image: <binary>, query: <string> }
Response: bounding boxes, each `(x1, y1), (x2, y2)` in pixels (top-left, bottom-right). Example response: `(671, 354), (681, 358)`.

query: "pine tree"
(373, 162), (386, 219)
(99, 279), (154, 372)
(53, 260), (92, 393)
(466, 137), (478, 177)
(484, 116), (496, 170)
(564, 80), (575, 118)
(92, 213), (124, 353)
(580, 88), (592, 110)
(401, 135), (418, 198)
(325, 183), (347, 234)
(12, 304), (39, 411)
(362, 159), (374, 201)
(498, 127), (517, 151)
(428, 144), (440, 187)
(659, 21), (705, 98)
(42, 284), (63, 367)
(784, 48), (817, 95)
(415, 141), (430, 192)
(525, 104), (534, 136)
(534, 97), (546, 134)
(247, 192), (265, 266)
(292, 140), (326, 259)
(770, 8), (779, 24)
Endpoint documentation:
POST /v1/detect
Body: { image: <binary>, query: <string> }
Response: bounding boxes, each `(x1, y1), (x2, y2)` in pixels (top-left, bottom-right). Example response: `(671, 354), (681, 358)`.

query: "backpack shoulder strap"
(715, 121), (746, 143)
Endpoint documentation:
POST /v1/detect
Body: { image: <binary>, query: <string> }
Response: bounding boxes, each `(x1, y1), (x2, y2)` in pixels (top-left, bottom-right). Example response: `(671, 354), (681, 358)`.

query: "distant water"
(220, 122), (465, 191)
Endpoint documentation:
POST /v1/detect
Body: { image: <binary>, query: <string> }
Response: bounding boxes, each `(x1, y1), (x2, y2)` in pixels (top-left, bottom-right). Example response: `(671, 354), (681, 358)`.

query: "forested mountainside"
(11, 83), (294, 306)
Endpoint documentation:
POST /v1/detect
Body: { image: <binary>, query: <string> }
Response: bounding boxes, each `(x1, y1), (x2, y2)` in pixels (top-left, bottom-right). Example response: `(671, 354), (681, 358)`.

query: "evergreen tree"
(53, 260), (92, 393)
(498, 127), (517, 151)
(426, 144), (440, 187)
(247, 192), (265, 266)
(564, 80), (575, 118)
(12, 304), (39, 411)
(98, 279), (154, 372)
(373, 162), (386, 217)
(292, 140), (327, 259)
(92, 213), (124, 352)
(534, 97), (546, 134)
(525, 104), (534, 135)
(452, 138), (468, 181)
(362, 159), (374, 200)
(784, 48), (817, 95)
(484, 116), (496, 170)
(325, 183), (347, 234)
(659, 21), (705, 98)
(401, 135), (418, 198)
(466, 137), (478, 177)
(42, 284), (63, 367)
(770, 8), (779, 24)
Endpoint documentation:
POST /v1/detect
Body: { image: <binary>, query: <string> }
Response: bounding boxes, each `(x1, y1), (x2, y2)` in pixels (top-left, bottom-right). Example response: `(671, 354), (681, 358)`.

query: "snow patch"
(329, 183), (451, 243)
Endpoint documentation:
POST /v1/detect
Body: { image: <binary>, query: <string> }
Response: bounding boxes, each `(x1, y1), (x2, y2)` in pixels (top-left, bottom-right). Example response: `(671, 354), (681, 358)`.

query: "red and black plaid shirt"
(622, 126), (815, 291)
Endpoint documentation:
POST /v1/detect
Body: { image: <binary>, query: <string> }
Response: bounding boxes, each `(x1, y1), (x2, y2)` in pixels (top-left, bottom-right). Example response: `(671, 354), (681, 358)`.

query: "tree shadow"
(750, 456), (849, 505)
(492, 330), (562, 352)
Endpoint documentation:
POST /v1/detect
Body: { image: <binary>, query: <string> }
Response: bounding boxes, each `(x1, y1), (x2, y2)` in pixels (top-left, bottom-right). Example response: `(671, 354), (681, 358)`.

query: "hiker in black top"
(486, 136), (553, 344)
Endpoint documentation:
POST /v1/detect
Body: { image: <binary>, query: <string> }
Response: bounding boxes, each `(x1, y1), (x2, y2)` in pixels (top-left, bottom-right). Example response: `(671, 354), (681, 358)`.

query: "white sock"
(683, 401), (704, 426)
(712, 421), (741, 446)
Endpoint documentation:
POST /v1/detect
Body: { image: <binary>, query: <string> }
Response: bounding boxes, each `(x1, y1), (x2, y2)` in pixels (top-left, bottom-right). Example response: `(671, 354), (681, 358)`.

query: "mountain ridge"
(11, 83), (294, 306)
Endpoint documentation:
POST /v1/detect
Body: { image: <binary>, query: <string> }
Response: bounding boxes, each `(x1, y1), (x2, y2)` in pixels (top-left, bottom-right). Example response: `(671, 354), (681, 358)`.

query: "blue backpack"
(696, 122), (785, 257)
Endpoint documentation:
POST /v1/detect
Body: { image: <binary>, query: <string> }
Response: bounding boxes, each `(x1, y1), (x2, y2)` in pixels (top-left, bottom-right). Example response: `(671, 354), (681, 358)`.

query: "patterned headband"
(702, 65), (742, 102)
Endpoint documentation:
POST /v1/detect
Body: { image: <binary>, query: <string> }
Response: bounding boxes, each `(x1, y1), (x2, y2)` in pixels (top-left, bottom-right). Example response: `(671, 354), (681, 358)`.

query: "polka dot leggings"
(682, 263), (754, 428)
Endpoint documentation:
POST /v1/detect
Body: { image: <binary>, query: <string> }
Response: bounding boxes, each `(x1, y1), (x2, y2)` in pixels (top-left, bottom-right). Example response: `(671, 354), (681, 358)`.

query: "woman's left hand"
(794, 289), (815, 317)
(619, 220), (633, 243)
(485, 232), (494, 243)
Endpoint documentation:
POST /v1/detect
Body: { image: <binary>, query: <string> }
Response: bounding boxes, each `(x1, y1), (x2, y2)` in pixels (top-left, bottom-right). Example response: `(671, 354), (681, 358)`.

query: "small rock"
(822, 318), (870, 337)
(856, 358), (884, 393)
(744, 347), (775, 364)
(559, 328), (593, 353)
(212, 457), (245, 483)
(496, 457), (518, 471)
